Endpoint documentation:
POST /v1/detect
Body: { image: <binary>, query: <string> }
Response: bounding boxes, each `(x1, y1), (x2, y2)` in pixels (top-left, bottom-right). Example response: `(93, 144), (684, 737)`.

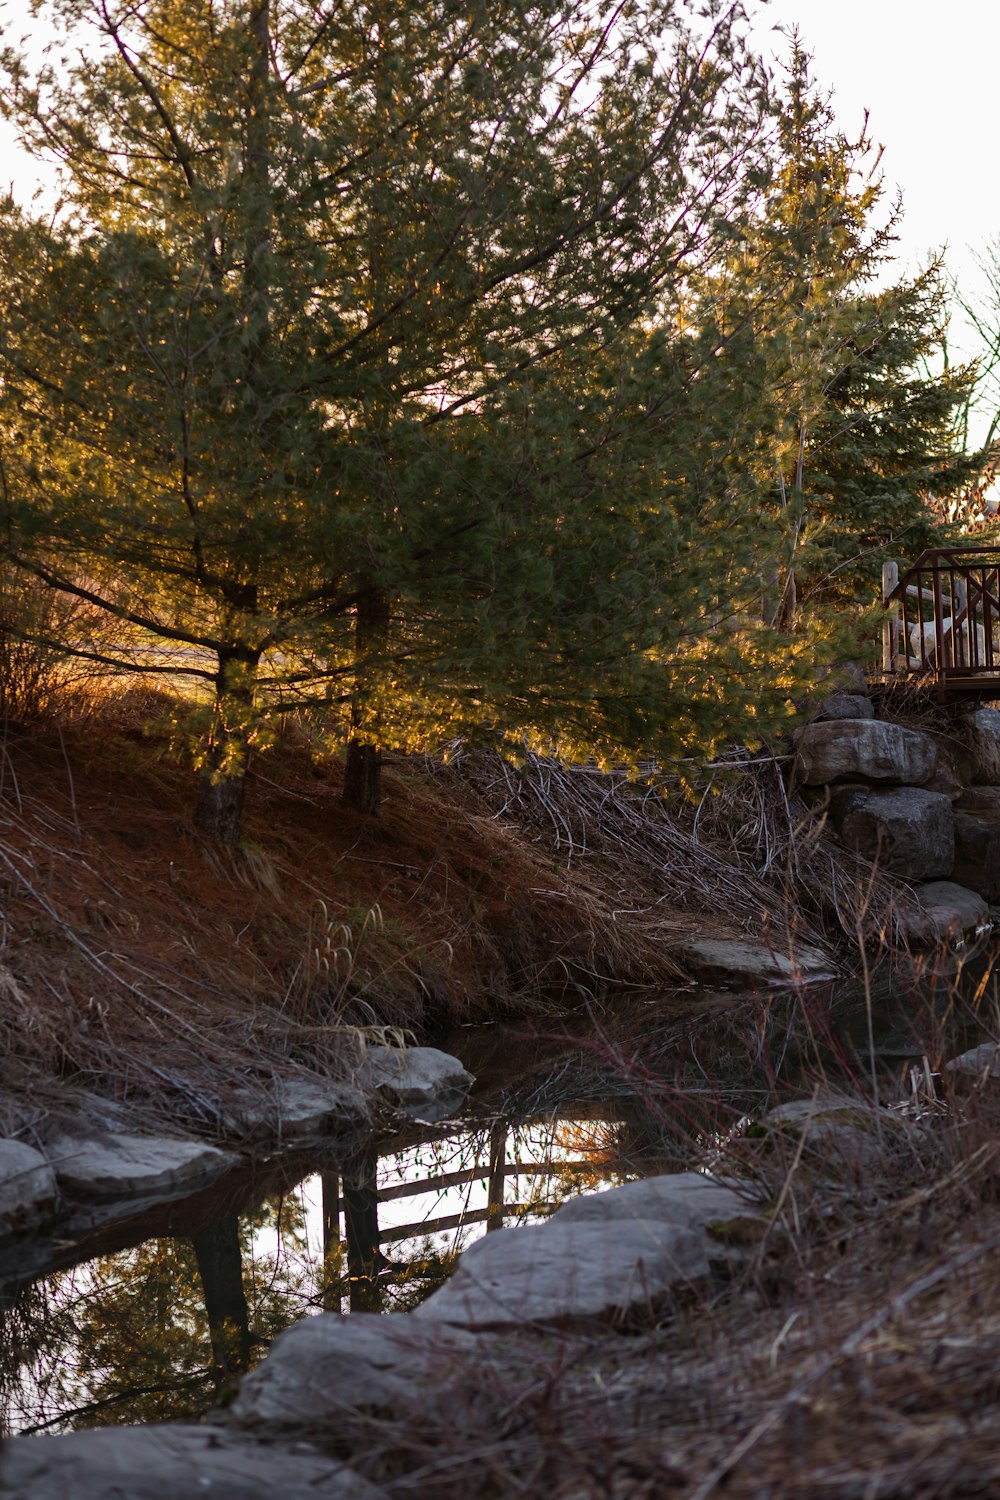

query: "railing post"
(882, 561), (899, 673)
(955, 575), (968, 667)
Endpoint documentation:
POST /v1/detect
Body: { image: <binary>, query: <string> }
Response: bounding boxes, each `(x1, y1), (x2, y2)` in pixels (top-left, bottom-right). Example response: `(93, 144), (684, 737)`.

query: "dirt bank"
(0, 704), (876, 1135)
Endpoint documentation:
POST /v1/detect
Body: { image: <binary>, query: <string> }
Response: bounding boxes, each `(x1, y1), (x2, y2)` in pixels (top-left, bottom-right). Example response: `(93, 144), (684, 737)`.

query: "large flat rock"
(46, 1132), (234, 1203)
(900, 881), (989, 946)
(680, 938), (836, 987)
(222, 1078), (367, 1143)
(810, 692), (874, 723)
(794, 720), (947, 788)
(956, 786), (1000, 814)
(945, 1041), (1000, 1083)
(362, 1046), (474, 1121)
(0, 1424), (382, 1500)
(953, 811), (1000, 902)
(412, 1218), (710, 1330)
(231, 1312), (485, 1426)
(0, 1140), (56, 1241)
(757, 1095), (900, 1172)
(553, 1172), (763, 1240)
(957, 707), (1000, 783)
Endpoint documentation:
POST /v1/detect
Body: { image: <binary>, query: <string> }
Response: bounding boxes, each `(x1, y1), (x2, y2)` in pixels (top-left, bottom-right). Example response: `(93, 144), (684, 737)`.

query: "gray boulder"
(223, 1078), (367, 1143)
(362, 1046), (474, 1121)
(680, 938), (836, 987)
(794, 719), (945, 788)
(830, 662), (870, 696)
(810, 692), (874, 723)
(953, 812), (1000, 902)
(0, 1140), (57, 1241)
(553, 1171), (762, 1238)
(0, 1424), (383, 1500)
(758, 1095), (898, 1170)
(231, 1312), (484, 1426)
(46, 1132), (234, 1203)
(957, 708), (1000, 783)
(944, 1042), (1000, 1083)
(412, 1217), (709, 1330)
(899, 881), (989, 945)
(833, 786), (954, 879)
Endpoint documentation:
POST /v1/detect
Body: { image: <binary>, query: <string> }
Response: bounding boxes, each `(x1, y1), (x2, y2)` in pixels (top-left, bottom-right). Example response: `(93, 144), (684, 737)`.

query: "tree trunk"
(191, 1217), (251, 1390)
(195, 771), (247, 846)
(342, 585), (390, 816)
(343, 738), (382, 817)
(193, 645), (260, 845)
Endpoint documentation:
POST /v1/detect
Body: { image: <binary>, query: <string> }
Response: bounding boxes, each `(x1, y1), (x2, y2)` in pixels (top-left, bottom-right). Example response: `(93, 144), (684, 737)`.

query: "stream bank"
(6, 689), (1000, 1493)
(7, 991), (1000, 1498)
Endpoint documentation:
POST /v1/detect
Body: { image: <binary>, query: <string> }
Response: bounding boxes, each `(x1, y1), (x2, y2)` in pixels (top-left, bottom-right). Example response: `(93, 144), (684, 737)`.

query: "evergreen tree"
(707, 39), (976, 630)
(0, 0), (781, 840)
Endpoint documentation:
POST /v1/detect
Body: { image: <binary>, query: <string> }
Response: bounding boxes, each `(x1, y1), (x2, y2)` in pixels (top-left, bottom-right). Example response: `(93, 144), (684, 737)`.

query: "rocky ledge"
(0, 1045), (475, 1253)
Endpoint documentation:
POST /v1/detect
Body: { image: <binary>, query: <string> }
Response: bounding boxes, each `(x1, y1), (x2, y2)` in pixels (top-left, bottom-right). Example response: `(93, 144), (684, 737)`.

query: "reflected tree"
(191, 1217), (252, 1391)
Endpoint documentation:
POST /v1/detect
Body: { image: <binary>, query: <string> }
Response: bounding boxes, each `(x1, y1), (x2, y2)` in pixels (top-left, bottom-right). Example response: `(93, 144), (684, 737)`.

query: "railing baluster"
(985, 567), (994, 671)
(882, 561), (899, 672)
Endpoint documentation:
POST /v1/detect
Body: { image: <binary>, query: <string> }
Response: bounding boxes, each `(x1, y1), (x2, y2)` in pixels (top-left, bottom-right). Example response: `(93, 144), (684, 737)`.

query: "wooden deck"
(883, 546), (1000, 700)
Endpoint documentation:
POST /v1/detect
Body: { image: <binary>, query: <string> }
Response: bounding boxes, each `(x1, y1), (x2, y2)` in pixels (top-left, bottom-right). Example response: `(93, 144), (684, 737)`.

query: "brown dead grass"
(0, 695), (926, 1135)
(0, 711), (717, 1132)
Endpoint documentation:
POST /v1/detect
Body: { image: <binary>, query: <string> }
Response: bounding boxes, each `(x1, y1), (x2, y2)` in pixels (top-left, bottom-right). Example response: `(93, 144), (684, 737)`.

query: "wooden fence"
(883, 546), (1000, 696)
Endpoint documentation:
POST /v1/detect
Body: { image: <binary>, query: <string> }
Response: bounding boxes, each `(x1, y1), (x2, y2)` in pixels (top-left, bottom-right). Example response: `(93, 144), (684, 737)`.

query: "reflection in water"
(191, 1218), (251, 1390)
(0, 1110), (634, 1436)
(4, 987), (850, 1437)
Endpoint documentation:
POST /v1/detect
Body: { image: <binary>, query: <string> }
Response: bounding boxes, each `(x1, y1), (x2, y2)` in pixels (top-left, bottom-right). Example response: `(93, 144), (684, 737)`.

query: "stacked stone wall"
(794, 695), (1000, 943)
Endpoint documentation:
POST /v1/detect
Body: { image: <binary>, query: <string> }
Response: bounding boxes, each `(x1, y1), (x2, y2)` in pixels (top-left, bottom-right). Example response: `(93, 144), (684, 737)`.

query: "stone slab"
(222, 1079), (367, 1143)
(680, 938), (836, 987)
(957, 708), (1000, 783)
(0, 1140), (56, 1241)
(46, 1132), (234, 1203)
(810, 692), (874, 723)
(834, 786), (954, 879)
(362, 1046), (474, 1121)
(953, 812), (1000, 902)
(758, 1096), (899, 1171)
(794, 719), (944, 788)
(553, 1171), (763, 1240)
(956, 786), (1000, 814)
(900, 881), (989, 945)
(0, 1424), (382, 1500)
(944, 1041), (1000, 1082)
(231, 1312), (485, 1426)
(412, 1217), (710, 1330)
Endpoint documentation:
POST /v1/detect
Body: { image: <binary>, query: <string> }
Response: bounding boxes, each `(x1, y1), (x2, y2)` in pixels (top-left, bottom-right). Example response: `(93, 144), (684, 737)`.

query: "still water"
(0, 1109), (642, 1435)
(1, 967), (983, 1437)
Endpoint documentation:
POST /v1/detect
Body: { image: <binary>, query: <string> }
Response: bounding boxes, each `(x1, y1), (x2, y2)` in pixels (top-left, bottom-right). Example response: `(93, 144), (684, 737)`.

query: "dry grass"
(443, 746), (918, 959)
(0, 707), (948, 1136)
(0, 714), (705, 1135)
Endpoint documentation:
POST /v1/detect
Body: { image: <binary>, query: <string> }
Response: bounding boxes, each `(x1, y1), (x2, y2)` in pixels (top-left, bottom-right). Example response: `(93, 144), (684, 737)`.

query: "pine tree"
(707, 39), (976, 630)
(0, 0), (779, 839)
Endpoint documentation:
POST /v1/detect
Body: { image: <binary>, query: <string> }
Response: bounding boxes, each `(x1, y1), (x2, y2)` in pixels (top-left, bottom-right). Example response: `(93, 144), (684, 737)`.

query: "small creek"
(1, 961), (992, 1438)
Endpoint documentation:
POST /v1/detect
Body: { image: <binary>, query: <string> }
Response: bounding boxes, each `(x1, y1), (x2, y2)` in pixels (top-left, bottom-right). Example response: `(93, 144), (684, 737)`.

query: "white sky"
(750, 0), (999, 361)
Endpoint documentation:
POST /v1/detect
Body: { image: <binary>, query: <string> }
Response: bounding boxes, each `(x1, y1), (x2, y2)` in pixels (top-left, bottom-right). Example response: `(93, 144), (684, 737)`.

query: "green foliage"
(0, 8), (978, 833)
(701, 39), (977, 631)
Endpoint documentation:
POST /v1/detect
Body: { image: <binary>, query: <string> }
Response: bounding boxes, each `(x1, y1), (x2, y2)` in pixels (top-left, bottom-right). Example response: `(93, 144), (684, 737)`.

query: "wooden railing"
(883, 546), (1000, 694)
